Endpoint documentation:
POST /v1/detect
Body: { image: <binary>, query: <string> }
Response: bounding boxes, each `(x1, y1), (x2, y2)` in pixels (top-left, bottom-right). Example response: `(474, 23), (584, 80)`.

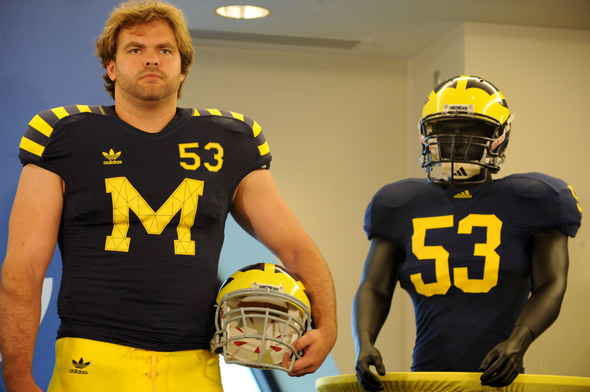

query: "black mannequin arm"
(480, 228), (569, 386)
(352, 236), (404, 391)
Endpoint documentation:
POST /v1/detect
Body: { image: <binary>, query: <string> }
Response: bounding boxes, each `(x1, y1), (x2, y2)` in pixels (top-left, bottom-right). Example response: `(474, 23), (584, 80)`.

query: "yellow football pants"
(47, 337), (223, 392)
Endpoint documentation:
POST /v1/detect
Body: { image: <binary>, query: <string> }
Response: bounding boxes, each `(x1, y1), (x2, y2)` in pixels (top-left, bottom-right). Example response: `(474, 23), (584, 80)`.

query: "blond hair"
(96, 0), (194, 99)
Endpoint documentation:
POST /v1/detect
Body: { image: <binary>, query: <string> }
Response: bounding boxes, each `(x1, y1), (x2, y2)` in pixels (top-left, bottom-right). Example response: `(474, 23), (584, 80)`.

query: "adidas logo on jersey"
(454, 190), (472, 199)
(103, 149), (122, 165)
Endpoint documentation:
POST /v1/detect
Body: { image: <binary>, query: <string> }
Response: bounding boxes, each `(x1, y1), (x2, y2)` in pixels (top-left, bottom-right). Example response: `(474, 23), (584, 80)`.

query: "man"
(0, 1), (336, 391)
(352, 75), (581, 390)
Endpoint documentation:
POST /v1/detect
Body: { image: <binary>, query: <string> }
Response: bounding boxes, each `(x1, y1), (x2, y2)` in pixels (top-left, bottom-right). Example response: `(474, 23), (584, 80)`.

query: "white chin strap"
(441, 162), (482, 179)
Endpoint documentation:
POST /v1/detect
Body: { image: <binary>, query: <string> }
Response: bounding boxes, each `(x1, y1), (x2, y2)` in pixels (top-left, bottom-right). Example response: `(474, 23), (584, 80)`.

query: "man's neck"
(114, 95), (178, 133)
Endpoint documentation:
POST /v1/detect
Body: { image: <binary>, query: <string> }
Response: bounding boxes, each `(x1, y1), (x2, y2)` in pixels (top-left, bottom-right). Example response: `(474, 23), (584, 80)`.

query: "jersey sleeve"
(515, 173), (582, 238)
(545, 177), (582, 237)
(364, 188), (387, 240)
(18, 105), (106, 170)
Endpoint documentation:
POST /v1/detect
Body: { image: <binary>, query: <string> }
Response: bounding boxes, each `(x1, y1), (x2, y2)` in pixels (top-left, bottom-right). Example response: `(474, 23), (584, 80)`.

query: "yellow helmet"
(211, 263), (311, 372)
(419, 75), (513, 184)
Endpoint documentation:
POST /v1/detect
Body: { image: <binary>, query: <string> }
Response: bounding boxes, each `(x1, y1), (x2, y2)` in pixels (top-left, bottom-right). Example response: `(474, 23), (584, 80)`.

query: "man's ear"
(106, 59), (116, 81)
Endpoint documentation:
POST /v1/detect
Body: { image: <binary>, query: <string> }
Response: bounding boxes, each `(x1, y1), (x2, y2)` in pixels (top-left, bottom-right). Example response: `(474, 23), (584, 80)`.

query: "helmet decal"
(491, 130), (507, 152)
(442, 104), (475, 115)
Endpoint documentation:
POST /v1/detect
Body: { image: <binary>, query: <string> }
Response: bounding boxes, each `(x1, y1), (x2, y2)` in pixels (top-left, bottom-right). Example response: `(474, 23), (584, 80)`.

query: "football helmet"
(418, 75), (513, 185)
(211, 263), (312, 372)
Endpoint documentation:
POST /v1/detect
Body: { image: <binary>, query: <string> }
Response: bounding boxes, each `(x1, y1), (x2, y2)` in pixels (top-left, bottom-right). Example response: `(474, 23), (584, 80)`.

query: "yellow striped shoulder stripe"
(20, 105), (106, 157)
(192, 108), (269, 157)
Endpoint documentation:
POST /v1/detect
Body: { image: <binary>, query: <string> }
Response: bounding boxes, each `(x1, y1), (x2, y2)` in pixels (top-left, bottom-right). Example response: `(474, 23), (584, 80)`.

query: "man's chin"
(134, 87), (177, 102)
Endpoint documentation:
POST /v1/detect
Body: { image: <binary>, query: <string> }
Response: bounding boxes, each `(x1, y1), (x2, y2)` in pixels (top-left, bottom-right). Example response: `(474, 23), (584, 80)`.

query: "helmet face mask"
(211, 263), (311, 372)
(418, 75), (512, 185)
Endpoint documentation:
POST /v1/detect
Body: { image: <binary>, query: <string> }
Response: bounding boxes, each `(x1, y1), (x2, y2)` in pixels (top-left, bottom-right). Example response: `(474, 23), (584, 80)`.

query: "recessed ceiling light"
(215, 5), (272, 20)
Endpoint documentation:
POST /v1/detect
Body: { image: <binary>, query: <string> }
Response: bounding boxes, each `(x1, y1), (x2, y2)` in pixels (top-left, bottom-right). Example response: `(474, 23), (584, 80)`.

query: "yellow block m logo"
(105, 177), (204, 255)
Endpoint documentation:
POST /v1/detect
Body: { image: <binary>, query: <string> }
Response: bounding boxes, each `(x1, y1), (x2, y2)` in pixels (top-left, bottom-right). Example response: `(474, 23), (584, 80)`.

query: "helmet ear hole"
(211, 263), (312, 372)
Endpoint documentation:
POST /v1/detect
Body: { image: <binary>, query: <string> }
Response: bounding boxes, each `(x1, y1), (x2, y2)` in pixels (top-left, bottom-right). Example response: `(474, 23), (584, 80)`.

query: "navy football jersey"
(19, 105), (272, 351)
(364, 174), (582, 371)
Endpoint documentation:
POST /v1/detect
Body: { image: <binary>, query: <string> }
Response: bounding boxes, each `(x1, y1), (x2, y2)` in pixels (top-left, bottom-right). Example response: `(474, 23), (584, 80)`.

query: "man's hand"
(355, 344), (386, 391)
(284, 328), (335, 377)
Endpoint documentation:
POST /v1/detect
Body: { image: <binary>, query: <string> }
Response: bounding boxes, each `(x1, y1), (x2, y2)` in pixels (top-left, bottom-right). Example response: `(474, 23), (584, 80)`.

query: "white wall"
(180, 22), (590, 379)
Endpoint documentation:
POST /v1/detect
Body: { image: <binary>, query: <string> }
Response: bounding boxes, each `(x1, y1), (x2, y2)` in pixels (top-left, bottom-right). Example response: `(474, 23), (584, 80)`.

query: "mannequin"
(352, 75), (581, 390)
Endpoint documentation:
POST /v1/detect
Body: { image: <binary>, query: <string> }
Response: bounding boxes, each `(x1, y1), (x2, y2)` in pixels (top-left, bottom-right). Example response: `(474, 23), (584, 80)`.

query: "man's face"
(107, 20), (185, 102)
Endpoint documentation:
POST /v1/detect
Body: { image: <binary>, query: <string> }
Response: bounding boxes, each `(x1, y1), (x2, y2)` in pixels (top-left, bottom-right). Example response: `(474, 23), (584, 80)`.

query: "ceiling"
(174, 0), (590, 59)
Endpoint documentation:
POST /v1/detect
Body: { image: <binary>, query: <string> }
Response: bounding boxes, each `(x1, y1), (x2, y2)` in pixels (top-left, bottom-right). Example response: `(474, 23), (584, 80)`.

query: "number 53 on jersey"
(411, 214), (502, 297)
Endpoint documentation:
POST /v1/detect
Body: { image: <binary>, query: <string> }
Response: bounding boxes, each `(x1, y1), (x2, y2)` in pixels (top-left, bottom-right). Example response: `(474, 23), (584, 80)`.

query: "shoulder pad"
(375, 178), (432, 208)
(507, 172), (569, 199)
(191, 108), (262, 138)
(20, 105), (106, 158)
(503, 172), (582, 237)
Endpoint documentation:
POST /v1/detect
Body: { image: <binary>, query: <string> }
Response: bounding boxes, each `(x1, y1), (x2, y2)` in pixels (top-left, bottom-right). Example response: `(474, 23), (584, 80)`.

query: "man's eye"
(130, 48), (140, 54)
(161, 49), (171, 54)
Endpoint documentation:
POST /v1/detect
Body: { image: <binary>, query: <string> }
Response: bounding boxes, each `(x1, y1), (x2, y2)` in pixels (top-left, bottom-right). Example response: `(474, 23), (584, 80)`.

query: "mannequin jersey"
(364, 173), (582, 371)
(18, 105), (272, 351)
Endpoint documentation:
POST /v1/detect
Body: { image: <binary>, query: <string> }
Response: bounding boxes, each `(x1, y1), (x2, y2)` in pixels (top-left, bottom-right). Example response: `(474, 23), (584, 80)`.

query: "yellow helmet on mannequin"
(419, 75), (513, 184)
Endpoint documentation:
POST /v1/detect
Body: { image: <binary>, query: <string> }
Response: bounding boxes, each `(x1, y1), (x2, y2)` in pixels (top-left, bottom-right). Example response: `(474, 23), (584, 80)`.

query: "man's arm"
(0, 164), (64, 392)
(351, 236), (402, 391)
(231, 169), (337, 377)
(480, 228), (569, 387)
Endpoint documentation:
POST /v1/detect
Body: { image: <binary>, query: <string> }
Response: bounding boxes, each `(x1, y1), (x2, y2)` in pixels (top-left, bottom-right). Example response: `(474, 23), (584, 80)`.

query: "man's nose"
(144, 50), (159, 67)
